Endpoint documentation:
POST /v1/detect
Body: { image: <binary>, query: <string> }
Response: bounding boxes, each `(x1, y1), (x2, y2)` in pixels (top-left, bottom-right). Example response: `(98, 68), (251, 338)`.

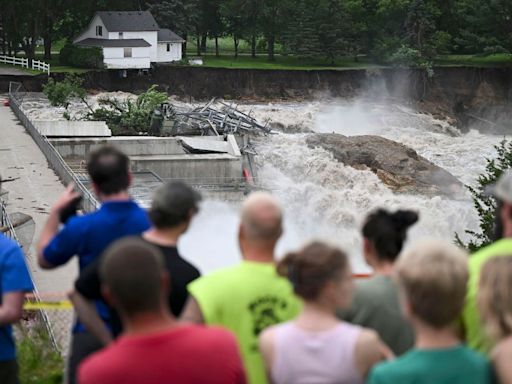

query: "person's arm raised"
(180, 296), (204, 324)
(37, 185), (81, 269)
(355, 329), (393, 378)
(68, 290), (113, 346)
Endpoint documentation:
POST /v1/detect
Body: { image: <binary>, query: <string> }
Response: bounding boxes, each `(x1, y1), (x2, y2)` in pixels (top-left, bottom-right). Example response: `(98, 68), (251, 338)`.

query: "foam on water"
(19, 93), (505, 273)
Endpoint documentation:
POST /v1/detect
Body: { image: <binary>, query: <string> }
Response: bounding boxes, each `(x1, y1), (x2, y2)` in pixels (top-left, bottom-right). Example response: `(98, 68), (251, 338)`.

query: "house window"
(166, 43), (170, 52)
(124, 47), (132, 58)
(119, 32), (123, 39)
(96, 25), (102, 36)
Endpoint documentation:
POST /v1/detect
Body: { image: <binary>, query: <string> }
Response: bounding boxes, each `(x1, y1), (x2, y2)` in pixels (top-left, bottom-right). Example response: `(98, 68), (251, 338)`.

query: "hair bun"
(391, 210), (419, 231)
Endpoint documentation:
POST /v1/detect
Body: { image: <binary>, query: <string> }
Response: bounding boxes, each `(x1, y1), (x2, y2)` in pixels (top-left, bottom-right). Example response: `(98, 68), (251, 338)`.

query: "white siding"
(73, 15), (108, 43)
(156, 42), (182, 62)
(102, 47), (151, 69)
(121, 31), (158, 61)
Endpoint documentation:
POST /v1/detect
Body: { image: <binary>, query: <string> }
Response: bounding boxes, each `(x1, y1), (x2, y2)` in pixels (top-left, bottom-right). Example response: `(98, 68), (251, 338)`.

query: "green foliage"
(17, 321), (64, 384)
(388, 45), (422, 66)
(43, 74), (86, 109)
(87, 85), (169, 135)
(59, 43), (104, 69)
(456, 140), (512, 252)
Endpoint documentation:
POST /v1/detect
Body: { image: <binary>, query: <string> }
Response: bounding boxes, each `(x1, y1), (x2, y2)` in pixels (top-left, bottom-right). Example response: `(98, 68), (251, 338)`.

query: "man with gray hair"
(70, 181), (202, 344)
(78, 237), (246, 384)
(182, 191), (301, 384)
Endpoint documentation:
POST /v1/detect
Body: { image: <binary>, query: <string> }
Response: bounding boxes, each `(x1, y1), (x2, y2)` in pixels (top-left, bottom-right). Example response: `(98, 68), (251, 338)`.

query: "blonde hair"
(395, 239), (468, 328)
(478, 256), (512, 340)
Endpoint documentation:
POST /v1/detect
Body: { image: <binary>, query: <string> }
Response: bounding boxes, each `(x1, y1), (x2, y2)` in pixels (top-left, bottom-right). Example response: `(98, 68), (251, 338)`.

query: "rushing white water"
(179, 99), (504, 273)
(20, 93), (506, 273)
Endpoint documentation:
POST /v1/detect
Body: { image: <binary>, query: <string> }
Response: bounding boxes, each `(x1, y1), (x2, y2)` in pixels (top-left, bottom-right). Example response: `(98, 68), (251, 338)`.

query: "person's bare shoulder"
(492, 336), (512, 382)
(355, 328), (392, 378)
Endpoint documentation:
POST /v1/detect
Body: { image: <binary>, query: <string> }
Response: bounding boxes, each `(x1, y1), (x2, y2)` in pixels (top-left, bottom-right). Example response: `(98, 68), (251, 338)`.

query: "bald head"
(240, 192), (283, 247)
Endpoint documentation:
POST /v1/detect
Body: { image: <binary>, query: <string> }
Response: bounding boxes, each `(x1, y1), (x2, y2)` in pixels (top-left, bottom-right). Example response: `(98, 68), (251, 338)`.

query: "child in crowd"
(478, 256), (512, 383)
(259, 242), (390, 384)
(342, 209), (418, 355)
(368, 240), (494, 384)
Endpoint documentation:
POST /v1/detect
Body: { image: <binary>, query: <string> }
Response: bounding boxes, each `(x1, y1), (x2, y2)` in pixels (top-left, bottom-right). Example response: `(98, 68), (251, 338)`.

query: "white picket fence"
(0, 55), (50, 75)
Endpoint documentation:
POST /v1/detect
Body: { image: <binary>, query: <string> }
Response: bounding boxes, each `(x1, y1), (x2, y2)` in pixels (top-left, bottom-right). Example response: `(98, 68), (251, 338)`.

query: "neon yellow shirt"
(462, 238), (512, 354)
(188, 261), (302, 384)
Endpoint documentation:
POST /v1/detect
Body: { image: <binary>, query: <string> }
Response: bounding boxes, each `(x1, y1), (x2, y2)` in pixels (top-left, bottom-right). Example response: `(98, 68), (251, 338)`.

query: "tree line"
(1, 0), (511, 63)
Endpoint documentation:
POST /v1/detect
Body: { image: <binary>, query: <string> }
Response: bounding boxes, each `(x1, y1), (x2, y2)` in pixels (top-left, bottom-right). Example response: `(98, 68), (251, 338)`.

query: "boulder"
(306, 133), (462, 196)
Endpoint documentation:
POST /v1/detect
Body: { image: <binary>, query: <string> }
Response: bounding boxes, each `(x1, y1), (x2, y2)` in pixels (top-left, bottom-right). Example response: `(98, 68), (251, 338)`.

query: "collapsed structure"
(150, 98), (272, 137)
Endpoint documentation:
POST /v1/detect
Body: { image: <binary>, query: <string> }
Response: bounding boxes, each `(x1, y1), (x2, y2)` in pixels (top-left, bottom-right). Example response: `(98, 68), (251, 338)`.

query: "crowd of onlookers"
(1, 145), (512, 383)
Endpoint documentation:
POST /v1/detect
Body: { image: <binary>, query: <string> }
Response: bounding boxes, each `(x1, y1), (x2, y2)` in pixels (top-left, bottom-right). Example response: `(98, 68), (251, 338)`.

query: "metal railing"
(0, 55), (50, 75)
(0, 198), (60, 351)
(8, 82), (98, 213)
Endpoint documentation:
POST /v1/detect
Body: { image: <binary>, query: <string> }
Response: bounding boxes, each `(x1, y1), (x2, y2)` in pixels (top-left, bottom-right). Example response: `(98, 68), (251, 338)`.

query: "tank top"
(272, 321), (364, 384)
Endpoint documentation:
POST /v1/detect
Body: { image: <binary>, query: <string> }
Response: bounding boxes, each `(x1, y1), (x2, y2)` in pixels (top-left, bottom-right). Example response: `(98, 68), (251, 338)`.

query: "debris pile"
(152, 98), (271, 137)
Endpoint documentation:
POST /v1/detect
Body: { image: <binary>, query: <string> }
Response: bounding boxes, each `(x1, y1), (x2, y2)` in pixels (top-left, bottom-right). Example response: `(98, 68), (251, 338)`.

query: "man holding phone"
(37, 146), (150, 384)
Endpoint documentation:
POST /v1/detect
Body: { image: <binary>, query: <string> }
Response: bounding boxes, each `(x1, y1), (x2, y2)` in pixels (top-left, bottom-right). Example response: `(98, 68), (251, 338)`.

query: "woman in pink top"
(259, 242), (391, 384)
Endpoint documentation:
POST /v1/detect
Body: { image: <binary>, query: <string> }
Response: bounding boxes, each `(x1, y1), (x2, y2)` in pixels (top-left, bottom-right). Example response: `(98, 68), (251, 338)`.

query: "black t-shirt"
(74, 238), (201, 337)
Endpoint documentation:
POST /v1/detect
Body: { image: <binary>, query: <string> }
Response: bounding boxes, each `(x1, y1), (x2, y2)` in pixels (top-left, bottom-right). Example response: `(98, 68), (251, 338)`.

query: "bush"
(388, 45), (422, 67)
(456, 140), (512, 252)
(87, 85), (170, 135)
(60, 43), (103, 69)
(43, 74), (86, 109)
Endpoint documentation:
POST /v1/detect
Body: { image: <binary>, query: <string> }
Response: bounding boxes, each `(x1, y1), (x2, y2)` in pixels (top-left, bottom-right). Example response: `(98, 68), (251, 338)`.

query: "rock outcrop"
(306, 133), (462, 196)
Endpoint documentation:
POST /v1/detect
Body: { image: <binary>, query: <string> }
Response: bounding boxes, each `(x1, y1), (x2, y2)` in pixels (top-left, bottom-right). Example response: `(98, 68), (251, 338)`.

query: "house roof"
(75, 38), (151, 48)
(158, 29), (185, 43)
(96, 11), (159, 32)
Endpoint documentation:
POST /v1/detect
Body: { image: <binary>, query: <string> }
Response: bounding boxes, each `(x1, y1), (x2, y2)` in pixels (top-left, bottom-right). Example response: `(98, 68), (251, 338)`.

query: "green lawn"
(188, 54), (384, 70)
(435, 53), (512, 67)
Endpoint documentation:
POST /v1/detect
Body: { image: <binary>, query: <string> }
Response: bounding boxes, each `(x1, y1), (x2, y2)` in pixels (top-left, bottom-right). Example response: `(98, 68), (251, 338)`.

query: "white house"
(73, 11), (185, 69)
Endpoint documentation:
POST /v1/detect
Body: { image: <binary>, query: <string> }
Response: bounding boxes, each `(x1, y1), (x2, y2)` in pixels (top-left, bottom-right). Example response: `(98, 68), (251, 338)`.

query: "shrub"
(43, 74), (86, 109)
(87, 85), (170, 135)
(456, 140), (512, 252)
(388, 45), (422, 67)
(60, 43), (103, 69)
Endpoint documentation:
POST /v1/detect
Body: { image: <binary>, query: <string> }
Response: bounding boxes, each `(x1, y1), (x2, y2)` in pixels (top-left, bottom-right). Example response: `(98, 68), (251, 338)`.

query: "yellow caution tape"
(24, 301), (73, 310)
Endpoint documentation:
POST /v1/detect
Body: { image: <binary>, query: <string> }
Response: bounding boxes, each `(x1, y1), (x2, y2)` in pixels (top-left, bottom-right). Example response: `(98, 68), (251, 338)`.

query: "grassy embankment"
(5, 36), (512, 74)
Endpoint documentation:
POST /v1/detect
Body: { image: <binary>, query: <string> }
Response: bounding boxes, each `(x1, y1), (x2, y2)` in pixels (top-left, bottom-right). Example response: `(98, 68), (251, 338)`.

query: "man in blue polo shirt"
(37, 146), (150, 384)
(0, 230), (33, 384)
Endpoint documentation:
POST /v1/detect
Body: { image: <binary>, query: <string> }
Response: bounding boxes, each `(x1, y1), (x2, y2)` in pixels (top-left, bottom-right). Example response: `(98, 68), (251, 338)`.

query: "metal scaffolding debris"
(153, 98), (272, 137)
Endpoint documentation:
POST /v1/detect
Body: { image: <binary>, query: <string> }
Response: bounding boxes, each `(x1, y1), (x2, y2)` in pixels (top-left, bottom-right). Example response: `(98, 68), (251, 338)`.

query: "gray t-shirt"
(340, 274), (414, 356)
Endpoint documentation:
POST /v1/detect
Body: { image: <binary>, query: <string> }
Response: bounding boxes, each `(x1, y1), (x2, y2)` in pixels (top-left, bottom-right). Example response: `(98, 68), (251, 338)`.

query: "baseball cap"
(486, 170), (512, 203)
(148, 181), (202, 228)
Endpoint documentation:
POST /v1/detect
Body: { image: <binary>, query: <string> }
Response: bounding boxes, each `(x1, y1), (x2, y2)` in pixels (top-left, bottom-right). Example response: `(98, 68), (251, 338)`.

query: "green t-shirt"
(462, 238), (512, 354)
(187, 261), (302, 384)
(368, 345), (493, 384)
(341, 275), (414, 356)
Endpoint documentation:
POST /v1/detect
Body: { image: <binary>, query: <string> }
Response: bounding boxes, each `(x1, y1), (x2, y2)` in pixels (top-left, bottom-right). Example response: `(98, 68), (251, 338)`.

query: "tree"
(149, 0), (199, 58)
(404, 0), (440, 58)
(456, 140), (512, 252)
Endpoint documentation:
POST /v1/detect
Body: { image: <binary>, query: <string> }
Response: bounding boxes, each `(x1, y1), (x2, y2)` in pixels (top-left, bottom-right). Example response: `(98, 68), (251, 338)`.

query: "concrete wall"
(49, 137), (186, 158)
(130, 154), (242, 184)
(34, 121), (112, 137)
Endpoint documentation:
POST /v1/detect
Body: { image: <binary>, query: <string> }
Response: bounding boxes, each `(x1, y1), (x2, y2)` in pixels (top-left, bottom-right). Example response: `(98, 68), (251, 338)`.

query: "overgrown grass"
(16, 320), (64, 384)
